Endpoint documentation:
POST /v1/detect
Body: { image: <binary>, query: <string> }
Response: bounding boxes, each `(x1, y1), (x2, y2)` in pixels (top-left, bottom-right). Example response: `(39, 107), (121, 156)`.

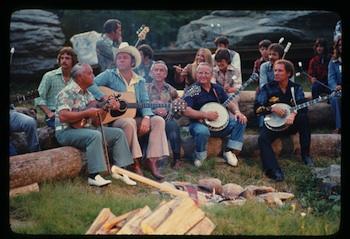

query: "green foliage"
(59, 10), (211, 49)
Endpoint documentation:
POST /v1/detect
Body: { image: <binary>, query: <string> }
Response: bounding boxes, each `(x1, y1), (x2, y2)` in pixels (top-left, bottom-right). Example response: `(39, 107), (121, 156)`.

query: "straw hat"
(116, 42), (141, 68)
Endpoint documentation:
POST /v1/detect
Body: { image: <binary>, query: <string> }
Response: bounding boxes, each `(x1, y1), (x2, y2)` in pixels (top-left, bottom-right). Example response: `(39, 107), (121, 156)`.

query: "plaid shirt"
(254, 80), (307, 116)
(146, 81), (178, 116)
(213, 64), (241, 90)
(35, 67), (72, 110)
(55, 80), (95, 129)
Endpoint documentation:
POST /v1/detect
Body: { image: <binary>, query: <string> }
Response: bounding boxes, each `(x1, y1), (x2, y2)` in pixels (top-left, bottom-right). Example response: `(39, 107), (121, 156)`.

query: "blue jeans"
(189, 118), (246, 161)
(165, 119), (181, 155)
(311, 82), (330, 99)
(10, 110), (40, 155)
(56, 126), (133, 174)
(330, 95), (341, 129)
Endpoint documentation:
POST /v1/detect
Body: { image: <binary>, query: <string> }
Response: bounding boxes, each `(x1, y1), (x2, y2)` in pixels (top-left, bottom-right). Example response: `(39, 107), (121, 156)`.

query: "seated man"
(9, 107), (40, 156)
(183, 62), (247, 167)
(146, 60), (182, 169)
(55, 63), (136, 187)
(254, 59), (314, 182)
(35, 47), (78, 128)
(88, 42), (169, 180)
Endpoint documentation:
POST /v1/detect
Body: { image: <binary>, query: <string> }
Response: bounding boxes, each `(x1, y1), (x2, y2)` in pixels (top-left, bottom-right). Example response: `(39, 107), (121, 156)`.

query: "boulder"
(10, 9), (66, 80)
(221, 183), (244, 199)
(198, 178), (223, 195)
(176, 11), (339, 49)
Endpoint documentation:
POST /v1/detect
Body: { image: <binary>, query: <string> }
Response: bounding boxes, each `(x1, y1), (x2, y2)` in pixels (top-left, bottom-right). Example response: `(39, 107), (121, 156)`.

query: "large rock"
(10, 9), (66, 80)
(176, 11), (339, 49)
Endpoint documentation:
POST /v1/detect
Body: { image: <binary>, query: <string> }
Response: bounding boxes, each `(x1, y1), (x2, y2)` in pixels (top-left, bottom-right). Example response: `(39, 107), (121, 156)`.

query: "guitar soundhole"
(119, 101), (128, 112)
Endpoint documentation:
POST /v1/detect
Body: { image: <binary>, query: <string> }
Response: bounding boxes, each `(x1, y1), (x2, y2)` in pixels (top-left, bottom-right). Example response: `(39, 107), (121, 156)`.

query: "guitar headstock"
(10, 89), (39, 105)
(171, 99), (187, 112)
(248, 72), (259, 84)
(330, 89), (342, 98)
(136, 25), (150, 41)
(183, 84), (201, 98)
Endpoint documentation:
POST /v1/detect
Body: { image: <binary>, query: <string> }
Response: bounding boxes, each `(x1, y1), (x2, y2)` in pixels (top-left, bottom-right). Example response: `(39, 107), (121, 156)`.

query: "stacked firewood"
(86, 196), (215, 235)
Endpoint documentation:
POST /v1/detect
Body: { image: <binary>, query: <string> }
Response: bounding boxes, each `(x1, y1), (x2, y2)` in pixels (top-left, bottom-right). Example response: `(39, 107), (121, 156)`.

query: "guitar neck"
(134, 39), (141, 48)
(292, 95), (330, 111)
(223, 78), (253, 107)
(127, 102), (171, 109)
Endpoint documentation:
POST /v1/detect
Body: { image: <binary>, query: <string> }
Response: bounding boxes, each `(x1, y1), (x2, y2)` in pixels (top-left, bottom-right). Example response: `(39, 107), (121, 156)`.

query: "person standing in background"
(96, 19), (122, 72)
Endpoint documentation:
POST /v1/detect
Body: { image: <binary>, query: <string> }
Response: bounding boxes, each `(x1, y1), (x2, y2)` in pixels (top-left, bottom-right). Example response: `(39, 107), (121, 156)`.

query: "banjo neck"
(291, 94), (333, 112)
(223, 73), (258, 107)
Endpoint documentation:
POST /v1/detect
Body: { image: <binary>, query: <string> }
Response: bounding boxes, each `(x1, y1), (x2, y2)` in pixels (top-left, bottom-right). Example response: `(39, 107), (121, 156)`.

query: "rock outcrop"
(10, 9), (66, 80)
(176, 11), (340, 49)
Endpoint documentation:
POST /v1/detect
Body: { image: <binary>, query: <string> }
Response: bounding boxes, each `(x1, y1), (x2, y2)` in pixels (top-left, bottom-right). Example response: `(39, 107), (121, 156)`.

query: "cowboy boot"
(146, 158), (164, 180)
(132, 158), (144, 176)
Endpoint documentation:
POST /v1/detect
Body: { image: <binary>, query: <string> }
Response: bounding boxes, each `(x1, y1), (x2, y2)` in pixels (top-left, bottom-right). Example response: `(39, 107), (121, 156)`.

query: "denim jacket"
(88, 68), (154, 117)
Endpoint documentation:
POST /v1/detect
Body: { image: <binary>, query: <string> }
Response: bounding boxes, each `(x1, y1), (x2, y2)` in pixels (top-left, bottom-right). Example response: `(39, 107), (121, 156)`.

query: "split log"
(10, 146), (83, 189)
(85, 208), (113, 234)
(186, 217), (216, 235)
(98, 209), (139, 234)
(117, 206), (152, 234)
(140, 198), (181, 234)
(111, 166), (207, 205)
(9, 183), (39, 197)
(152, 197), (205, 235)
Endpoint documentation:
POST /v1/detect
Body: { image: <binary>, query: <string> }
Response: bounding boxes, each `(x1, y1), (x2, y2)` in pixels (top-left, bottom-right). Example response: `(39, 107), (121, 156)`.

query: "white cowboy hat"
(116, 42), (141, 68)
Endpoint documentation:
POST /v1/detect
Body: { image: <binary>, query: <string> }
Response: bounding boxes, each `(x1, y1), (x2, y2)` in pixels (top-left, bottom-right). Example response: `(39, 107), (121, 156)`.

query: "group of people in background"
(10, 18), (342, 185)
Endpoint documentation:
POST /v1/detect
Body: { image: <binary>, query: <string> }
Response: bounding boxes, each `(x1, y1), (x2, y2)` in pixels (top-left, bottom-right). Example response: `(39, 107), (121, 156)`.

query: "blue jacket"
(328, 58), (342, 90)
(88, 68), (154, 117)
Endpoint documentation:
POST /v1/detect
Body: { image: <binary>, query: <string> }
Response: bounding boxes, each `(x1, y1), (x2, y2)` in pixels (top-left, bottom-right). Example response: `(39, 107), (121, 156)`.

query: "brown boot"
(146, 158), (164, 180)
(132, 158), (144, 176)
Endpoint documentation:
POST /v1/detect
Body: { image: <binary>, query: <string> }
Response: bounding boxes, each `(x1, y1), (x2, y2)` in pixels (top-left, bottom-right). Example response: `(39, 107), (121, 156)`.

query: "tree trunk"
(182, 132), (340, 159)
(10, 146), (83, 189)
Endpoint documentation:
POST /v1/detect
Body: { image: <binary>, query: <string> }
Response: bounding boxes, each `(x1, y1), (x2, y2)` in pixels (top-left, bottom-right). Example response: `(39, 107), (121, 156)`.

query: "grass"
(10, 154), (341, 235)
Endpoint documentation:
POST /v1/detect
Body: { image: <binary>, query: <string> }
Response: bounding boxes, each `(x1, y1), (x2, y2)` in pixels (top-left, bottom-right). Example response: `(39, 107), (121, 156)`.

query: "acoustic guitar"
(99, 86), (187, 124)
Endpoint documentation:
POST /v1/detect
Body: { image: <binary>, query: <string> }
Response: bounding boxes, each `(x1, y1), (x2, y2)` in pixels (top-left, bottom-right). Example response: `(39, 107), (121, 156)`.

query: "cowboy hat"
(116, 42), (141, 68)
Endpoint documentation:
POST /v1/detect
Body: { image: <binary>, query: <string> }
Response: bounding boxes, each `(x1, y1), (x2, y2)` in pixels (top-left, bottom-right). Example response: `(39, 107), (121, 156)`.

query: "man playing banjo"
(254, 59), (314, 182)
(183, 62), (247, 168)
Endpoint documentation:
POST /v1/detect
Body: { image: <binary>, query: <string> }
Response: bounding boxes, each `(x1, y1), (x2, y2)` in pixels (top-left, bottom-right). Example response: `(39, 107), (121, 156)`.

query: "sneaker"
(224, 151), (238, 167)
(88, 174), (112, 187)
(111, 167), (137, 186)
(194, 159), (202, 167)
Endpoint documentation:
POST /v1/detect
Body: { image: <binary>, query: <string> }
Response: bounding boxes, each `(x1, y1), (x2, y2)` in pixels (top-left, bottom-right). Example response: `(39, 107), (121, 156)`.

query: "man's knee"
(151, 115), (165, 128)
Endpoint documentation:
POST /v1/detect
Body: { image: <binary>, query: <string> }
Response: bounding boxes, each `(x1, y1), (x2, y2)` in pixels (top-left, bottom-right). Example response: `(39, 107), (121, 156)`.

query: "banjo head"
(264, 103), (291, 130)
(200, 102), (229, 131)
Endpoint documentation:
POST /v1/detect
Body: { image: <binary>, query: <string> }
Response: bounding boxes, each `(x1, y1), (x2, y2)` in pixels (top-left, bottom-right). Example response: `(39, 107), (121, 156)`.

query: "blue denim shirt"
(328, 58), (342, 90)
(88, 68), (154, 117)
(259, 61), (275, 89)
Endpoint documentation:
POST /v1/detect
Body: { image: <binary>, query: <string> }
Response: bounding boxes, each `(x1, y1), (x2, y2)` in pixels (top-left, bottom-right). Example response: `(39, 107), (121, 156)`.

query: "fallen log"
(10, 146), (83, 189)
(183, 133), (341, 159)
(9, 183), (39, 197)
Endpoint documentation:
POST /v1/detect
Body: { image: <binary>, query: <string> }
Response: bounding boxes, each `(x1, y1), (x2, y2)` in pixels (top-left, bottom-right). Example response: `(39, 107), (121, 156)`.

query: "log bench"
(10, 133), (340, 189)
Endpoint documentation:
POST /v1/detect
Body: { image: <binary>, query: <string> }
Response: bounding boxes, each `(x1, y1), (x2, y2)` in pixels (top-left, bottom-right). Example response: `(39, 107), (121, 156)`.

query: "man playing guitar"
(55, 63), (136, 187)
(183, 62), (247, 168)
(254, 59), (314, 182)
(88, 42), (169, 180)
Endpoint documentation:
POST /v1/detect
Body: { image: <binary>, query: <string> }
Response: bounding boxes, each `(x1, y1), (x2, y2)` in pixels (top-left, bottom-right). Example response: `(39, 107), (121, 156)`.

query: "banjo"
(264, 90), (341, 131)
(200, 73), (259, 131)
